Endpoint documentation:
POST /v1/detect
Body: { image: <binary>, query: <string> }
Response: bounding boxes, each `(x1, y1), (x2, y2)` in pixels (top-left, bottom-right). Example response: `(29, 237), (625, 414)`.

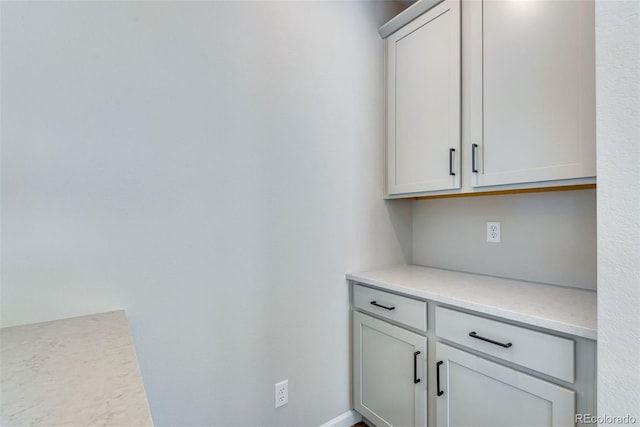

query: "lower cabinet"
(353, 311), (427, 427)
(435, 342), (575, 427)
(351, 283), (594, 427)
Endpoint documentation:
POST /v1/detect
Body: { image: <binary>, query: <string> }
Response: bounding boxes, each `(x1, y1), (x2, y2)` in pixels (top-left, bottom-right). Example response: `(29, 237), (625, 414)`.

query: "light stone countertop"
(347, 265), (597, 340)
(1, 311), (153, 427)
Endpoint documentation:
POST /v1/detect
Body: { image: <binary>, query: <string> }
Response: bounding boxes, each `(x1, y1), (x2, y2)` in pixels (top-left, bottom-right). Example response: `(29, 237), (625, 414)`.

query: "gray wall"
(596, 0), (640, 418)
(0, 2), (411, 426)
(412, 189), (597, 290)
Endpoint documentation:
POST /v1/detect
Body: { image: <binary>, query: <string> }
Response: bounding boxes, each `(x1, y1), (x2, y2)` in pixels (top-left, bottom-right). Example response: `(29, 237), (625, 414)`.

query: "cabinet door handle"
(472, 144), (479, 173)
(436, 361), (444, 396)
(413, 351), (421, 384)
(449, 148), (456, 176)
(370, 301), (395, 311)
(469, 331), (513, 348)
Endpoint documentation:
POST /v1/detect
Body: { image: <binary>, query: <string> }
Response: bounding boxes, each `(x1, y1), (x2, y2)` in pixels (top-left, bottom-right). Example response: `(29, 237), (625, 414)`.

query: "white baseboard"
(319, 409), (362, 427)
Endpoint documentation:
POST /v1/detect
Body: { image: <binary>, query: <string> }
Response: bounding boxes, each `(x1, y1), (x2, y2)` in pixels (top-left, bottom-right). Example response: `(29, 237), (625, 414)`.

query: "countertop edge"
(346, 268), (597, 341)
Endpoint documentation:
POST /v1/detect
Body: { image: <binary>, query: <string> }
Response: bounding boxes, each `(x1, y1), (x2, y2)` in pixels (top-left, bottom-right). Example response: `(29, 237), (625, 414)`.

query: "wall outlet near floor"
(487, 222), (501, 243)
(275, 380), (288, 408)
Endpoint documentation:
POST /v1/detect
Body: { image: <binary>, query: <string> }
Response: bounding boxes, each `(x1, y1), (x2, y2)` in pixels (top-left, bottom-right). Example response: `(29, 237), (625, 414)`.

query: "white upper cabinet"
(385, 0), (461, 196)
(469, 0), (596, 187)
(380, 0), (596, 198)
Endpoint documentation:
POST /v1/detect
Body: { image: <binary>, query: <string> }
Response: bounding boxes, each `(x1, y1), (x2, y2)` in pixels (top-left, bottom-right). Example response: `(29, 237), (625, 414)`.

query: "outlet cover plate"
(275, 380), (288, 408)
(487, 221), (501, 243)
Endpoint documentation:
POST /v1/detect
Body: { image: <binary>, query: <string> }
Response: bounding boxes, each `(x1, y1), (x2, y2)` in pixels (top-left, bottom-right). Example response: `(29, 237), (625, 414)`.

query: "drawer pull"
(469, 331), (513, 348)
(413, 351), (421, 384)
(370, 301), (395, 311)
(436, 361), (444, 396)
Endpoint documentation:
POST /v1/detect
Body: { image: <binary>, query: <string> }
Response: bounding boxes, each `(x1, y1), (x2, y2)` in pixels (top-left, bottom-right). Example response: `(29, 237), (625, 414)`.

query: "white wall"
(596, 0), (640, 420)
(0, 2), (411, 426)
(412, 190), (597, 290)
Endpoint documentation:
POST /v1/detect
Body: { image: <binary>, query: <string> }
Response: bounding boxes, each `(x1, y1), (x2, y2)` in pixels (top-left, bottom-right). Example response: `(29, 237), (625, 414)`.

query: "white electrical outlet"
(487, 221), (501, 243)
(275, 380), (288, 408)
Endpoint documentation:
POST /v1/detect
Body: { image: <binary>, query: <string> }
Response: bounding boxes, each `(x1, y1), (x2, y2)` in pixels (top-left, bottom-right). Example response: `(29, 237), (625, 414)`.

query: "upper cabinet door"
(470, 0), (596, 187)
(386, 0), (461, 196)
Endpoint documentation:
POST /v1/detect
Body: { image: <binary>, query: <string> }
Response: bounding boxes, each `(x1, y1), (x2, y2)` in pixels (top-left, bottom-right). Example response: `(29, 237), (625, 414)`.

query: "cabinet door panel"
(387, 0), (460, 195)
(436, 343), (575, 427)
(353, 311), (427, 427)
(470, 0), (595, 187)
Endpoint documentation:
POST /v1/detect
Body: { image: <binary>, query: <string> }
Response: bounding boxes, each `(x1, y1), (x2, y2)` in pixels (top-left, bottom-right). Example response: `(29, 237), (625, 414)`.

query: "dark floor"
(352, 423), (368, 427)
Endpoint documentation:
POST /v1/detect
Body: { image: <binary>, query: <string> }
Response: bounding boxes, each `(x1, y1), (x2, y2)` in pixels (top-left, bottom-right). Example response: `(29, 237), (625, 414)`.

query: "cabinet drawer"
(353, 285), (427, 332)
(435, 307), (574, 382)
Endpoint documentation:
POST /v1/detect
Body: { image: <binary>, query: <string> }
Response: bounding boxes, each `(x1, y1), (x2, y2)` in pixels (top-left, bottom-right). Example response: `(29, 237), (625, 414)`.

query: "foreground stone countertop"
(347, 265), (597, 340)
(1, 311), (153, 427)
